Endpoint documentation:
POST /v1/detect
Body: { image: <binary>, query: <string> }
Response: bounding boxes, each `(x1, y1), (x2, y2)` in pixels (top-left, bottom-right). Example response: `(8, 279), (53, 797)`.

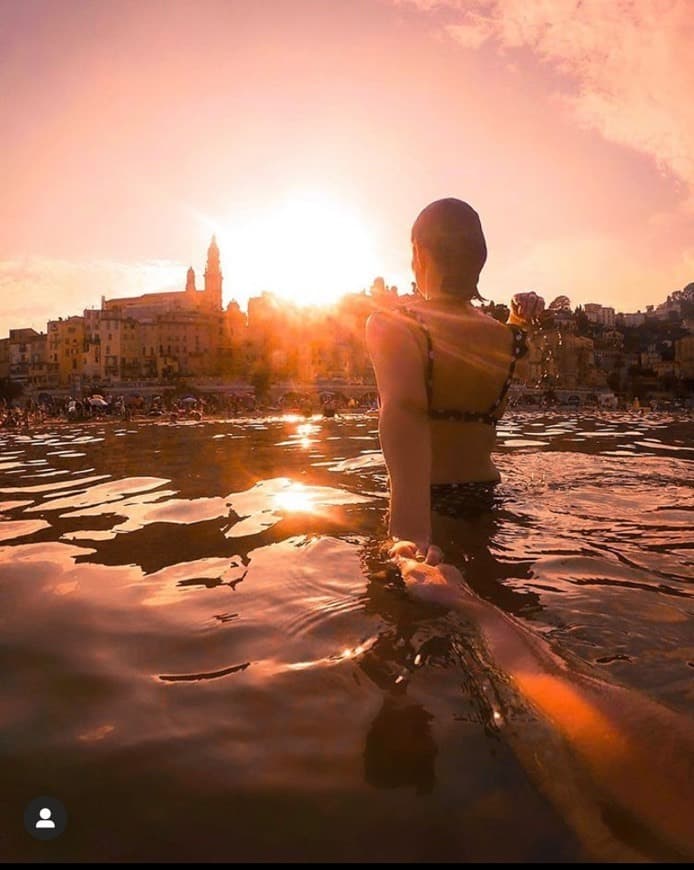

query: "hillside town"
(1, 238), (693, 412)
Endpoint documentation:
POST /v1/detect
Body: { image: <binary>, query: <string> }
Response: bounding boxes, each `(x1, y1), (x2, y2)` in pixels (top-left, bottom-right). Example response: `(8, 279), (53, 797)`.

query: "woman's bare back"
(402, 302), (520, 482)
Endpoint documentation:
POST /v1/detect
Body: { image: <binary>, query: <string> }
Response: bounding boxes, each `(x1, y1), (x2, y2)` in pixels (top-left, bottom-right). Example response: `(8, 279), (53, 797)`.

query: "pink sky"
(1, 0), (692, 335)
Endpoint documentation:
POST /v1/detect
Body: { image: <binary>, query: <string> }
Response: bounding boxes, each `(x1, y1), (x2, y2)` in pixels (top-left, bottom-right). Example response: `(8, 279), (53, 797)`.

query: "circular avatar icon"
(24, 796), (68, 841)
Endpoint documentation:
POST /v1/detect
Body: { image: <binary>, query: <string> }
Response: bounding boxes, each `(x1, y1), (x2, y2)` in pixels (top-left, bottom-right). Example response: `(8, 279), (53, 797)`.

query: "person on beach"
(365, 197), (545, 565)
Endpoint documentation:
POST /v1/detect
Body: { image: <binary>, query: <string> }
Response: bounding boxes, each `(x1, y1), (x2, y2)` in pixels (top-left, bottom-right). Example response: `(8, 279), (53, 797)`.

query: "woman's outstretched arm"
(393, 553), (694, 858)
(365, 312), (432, 551)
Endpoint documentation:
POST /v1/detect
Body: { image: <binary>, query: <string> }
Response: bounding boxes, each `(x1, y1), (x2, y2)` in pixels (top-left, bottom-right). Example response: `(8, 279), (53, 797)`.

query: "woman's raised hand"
(510, 291), (545, 326)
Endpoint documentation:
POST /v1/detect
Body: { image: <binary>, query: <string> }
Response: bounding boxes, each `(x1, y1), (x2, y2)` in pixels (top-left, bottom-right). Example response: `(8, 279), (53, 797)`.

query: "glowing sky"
(1, 0), (692, 334)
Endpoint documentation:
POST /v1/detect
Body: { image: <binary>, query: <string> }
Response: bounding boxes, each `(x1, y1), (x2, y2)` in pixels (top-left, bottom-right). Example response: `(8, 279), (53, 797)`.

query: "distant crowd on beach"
(0, 389), (689, 431)
(0, 393), (232, 428)
(508, 391), (692, 412)
(0, 390), (376, 429)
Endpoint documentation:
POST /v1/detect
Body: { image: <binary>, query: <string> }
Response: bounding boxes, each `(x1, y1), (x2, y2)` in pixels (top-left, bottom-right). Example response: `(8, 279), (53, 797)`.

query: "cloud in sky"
(403, 0), (694, 197)
(0, 258), (183, 337)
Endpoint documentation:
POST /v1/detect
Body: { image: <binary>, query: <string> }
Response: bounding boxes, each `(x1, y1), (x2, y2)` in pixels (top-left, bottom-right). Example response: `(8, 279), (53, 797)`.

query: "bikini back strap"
(399, 306), (434, 410)
(484, 325), (528, 416)
(429, 408), (499, 426)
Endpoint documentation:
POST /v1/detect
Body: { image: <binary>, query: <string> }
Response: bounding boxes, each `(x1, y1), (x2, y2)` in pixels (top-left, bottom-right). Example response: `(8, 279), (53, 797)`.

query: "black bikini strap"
(400, 306), (434, 410)
(429, 408), (498, 426)
(394, 310), (528, 421)
(486, 325), (528, 416)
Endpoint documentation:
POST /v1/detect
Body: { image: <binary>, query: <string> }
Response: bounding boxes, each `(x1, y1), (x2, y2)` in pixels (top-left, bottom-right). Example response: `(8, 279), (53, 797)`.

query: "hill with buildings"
(1, 240), (692, 401)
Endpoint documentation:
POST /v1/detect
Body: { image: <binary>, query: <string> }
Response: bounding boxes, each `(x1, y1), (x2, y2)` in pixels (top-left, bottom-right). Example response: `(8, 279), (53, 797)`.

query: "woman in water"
(366, 198), (693, 857)
(365, 197), (544, 564)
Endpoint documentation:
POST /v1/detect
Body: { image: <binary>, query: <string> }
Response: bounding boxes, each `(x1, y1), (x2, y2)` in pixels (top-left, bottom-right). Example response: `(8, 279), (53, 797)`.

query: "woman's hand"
(388, 538), (444, 566)
(509, 291), (545, 327)
(391, 555), (467, 608)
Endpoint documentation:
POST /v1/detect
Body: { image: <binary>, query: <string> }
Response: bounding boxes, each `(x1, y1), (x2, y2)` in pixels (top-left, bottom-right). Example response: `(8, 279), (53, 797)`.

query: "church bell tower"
(204, 235), (223, 311)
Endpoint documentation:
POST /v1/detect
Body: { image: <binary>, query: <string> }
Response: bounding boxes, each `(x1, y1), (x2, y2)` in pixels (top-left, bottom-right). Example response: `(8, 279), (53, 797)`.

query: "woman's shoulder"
(471, 306), (518, 336)
(365, 304), (428, 354)
(366, 301), (424, 331)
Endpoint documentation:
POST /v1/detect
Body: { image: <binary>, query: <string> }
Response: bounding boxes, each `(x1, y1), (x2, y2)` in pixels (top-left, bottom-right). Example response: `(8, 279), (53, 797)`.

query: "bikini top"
(399, 306), (528, 427)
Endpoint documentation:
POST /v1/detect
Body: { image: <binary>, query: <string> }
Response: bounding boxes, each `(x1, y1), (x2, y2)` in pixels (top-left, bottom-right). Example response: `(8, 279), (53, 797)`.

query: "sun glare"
(274, 482), (315, 513)
(206, 193), (379, 307)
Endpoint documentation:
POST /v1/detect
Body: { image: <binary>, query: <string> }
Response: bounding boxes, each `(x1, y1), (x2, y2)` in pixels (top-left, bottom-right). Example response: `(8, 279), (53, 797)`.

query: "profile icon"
(24, 796), (67, 840)
(35, 807), (56, 829)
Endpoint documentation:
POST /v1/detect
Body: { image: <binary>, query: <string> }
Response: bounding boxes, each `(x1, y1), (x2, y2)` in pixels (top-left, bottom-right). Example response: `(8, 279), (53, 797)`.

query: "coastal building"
(0, 338), (9, 380)
(584, 303), (616, 328)
(27, 334), (55, 390)
(621, 312), (646, 328)
(640, 348), (662, 371)
(80, 237), (232, 385)
(526, 331), (605, 389)
(81, 308), (137, 384)
(243, 287), (381, 384)
(0, 232), (691, 399)
(654, 286), (692, 322)
(675, 334), (694, 380)
(592, 329), (624, 376)
(10, 328), (53, 389)
(47, 316), (86, 389)
(102, 236), (222, 319)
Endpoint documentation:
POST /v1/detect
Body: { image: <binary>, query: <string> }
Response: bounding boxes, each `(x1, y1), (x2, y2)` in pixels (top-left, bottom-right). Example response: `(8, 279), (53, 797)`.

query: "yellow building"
(47, 316), (86, 387)
(82, 308), (131, 384)
(80, 237), (232, 384)
(526, 330), (605, 389)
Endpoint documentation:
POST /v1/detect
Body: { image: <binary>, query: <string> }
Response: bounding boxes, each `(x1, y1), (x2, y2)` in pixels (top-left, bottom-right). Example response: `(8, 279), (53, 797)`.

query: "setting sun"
(205, 193), (380, 307)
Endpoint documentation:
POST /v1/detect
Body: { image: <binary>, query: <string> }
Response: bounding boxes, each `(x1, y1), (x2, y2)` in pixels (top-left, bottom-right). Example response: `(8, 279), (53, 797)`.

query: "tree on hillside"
(574, 306), (591, 337)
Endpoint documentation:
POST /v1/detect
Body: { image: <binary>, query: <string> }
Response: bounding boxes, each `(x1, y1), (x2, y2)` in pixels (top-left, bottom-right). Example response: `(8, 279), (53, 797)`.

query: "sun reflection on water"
(296, 422), (317, 449)
(273, 482), (315, 513)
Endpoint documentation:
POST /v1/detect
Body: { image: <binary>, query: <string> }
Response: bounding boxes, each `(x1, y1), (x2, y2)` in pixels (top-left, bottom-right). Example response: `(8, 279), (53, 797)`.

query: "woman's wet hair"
(411, 198), (487, 301)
